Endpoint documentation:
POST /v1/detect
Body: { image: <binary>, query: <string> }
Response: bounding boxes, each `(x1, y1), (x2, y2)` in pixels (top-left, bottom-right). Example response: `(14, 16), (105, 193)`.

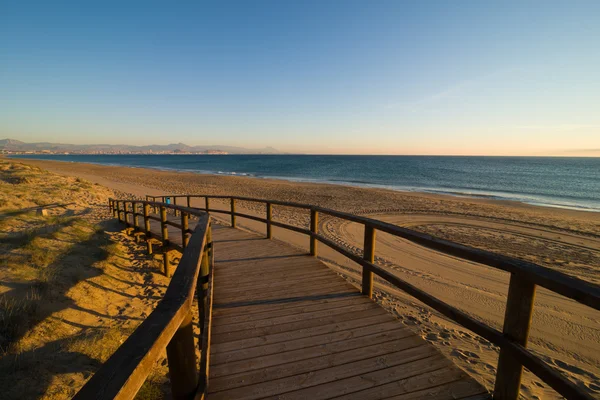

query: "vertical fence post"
(205, 196), (210, 214)
(187, 195), (191, 208)
(123, 202), (130, 226)
(207, 223), (213, 268)
(230, 198), (236, 228)
(160, 206), (169, 245)
(362, 225), (375, 298)
(181, 212), (189, 249)
(310, 209), (318, 256)
(266, 202), (272, 239)
(166, 311), (198, 400)
(493, 274), (536, 400)
(163, 250), (172, 277)
(113, 200), (118, 218)
(133, 203), (139, 229)
(173, 196), (178, 216)
(143, 204), (151, 237)
(116, 201), (122, 222)
(108, 199), (112, 215)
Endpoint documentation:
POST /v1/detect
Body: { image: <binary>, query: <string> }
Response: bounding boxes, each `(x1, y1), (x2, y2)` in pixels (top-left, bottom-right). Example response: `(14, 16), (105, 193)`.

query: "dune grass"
(0, 160), (170, 399)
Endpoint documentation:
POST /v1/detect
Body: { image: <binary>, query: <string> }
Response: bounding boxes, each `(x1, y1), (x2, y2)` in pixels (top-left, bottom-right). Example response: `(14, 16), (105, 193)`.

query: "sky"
(1, 0), (599, 155)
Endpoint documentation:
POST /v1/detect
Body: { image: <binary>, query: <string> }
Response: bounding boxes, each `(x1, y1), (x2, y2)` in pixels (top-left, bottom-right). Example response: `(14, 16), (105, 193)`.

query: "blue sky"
(1, 0), (599, 155)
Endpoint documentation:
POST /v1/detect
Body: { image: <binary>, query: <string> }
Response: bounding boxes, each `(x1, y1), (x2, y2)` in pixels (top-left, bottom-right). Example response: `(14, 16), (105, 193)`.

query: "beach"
(14, 157), (600, 398)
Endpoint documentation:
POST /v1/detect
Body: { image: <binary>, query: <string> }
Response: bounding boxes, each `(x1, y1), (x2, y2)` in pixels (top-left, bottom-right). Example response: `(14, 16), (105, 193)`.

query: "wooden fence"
(74, 199), (214, 400)
(138, 194), (599, 400)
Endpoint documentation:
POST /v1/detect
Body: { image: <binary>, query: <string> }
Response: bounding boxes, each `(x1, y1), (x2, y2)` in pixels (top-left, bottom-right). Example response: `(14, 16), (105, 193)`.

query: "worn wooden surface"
(206, 225), (489, 400)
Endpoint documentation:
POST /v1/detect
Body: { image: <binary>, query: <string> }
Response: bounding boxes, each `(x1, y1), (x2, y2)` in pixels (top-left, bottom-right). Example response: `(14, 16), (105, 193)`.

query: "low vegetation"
(0, 160), (170, 399)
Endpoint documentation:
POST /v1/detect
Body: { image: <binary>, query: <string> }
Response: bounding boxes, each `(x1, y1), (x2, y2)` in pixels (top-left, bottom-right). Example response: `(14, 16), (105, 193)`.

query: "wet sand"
(15, 157), (600, 399)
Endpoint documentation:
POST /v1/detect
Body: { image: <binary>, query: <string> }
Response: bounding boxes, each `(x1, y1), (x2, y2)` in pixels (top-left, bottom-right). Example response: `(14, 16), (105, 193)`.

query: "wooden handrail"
(76, 200), (214, 399)
(142, 193), (599, 400)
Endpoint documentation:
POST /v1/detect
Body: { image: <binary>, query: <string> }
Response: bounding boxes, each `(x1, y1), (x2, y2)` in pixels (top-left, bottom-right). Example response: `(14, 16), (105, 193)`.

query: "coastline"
(9, 154), (600, 214)
(9, 156), (600, 398)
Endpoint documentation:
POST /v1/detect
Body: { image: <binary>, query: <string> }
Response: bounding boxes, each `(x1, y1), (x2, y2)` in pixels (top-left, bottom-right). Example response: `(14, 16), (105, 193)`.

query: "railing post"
(116, 201), (122, 222)
(181, 212), (189, 249)
(493, 274), (536, 400)
(186, 195), (191, 208)
(266, 202), (272, 239)
(112, 200), (118, 218)
(166, 311), (198, 400)
(310, 209), (318, 256)
(123, 202), (127, 225)
(143, 204), (151, 236)
(160, 206), (169, 245)
(362, 225), (375, 298)
(133, 202), (139, 229)
(173, 196), (178, 216)
(205, 196), (210, 214)
(230, 198), (236, 228)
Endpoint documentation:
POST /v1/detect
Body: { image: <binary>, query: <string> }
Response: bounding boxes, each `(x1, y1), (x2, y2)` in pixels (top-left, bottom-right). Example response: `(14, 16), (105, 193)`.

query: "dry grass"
(0, 160), (170, 399)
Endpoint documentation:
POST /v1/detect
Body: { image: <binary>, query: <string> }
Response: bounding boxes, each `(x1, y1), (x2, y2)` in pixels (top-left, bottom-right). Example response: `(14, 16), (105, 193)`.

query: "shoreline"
(8, 155), (600, 215)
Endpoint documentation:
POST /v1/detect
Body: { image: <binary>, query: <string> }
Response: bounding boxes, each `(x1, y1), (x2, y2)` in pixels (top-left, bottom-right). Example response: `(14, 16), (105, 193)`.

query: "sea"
(10, 154), (600, 212)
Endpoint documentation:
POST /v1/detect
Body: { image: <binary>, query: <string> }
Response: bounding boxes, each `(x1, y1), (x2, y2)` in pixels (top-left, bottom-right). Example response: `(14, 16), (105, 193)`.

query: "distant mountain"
(0, 139), (281, 155)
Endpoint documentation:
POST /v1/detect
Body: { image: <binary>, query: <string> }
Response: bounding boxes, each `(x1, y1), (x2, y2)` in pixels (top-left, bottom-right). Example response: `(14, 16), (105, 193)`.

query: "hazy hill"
(0, 139), (281, 154)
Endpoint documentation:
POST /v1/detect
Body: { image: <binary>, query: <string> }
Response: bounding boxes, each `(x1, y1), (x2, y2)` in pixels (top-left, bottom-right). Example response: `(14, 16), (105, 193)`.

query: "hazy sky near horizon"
(1, 1), (599, 155)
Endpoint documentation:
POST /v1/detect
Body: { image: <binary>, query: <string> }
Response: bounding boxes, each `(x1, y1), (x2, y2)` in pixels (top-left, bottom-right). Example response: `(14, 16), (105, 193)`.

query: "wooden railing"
(144, 194), (599, 400)
(74, 199), (214, 400)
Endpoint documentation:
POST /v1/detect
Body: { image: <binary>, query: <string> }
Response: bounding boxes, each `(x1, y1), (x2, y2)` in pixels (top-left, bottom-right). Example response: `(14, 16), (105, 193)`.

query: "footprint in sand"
(424, 332), (438, 341)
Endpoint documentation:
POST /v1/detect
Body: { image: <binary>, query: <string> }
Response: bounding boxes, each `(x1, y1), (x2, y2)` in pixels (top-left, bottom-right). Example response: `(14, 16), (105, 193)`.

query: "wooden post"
(200, 243), (210, 293)
(266, 202), (272, 239)
(166, 311), (198, 400)
(362, 225), (376, 298)
(113, 200), (118, 218)
(146, 240), (153, 255)
(186, 195), (191, 208)
(230, 198), (236, 228)
(133, 203), (139, 229)
(116, 201), (122, 222)
(207, 224), (213, 268)
(123, 202), (130, 226)
(143, 204), (151, 236)
(160, 206), (169, 245)
(205, 196), (210, 213)
(173, 196), (178, 216)
(310, 209), (318, 256)
(493, 274), (536, 400)
(163, 250), (171, 277)
(181, 212), (189, 249)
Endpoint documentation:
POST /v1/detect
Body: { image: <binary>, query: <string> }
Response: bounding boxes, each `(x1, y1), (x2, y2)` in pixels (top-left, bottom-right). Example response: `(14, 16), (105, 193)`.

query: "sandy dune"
(14, 158), (600, 399)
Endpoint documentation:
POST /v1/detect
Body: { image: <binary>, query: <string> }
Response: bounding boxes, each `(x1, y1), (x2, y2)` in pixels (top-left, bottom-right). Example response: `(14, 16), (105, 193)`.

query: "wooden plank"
(209, 329), (421, 383)
(333, 367), (484, 400)
(210, 320), (401, 365)
(211, 296), (373, 326)
(211, 306), (386, 344)
(257, 353), (452, 400)
(210, 313), (393, 353)
(208, 349), (445, 400)
(211, 301), (379, 335)
(387, 380), (489, 400)
(213, 280), (354, 303)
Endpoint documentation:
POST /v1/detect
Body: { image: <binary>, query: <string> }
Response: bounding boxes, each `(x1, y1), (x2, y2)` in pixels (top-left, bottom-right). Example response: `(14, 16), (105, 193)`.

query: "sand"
(0, 160), (175, 398)
(14, 157), (600, 399)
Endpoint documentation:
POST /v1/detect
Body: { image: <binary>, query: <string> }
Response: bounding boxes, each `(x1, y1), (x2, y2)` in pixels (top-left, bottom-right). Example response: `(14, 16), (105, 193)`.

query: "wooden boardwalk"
(206, 225), (489, 399)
